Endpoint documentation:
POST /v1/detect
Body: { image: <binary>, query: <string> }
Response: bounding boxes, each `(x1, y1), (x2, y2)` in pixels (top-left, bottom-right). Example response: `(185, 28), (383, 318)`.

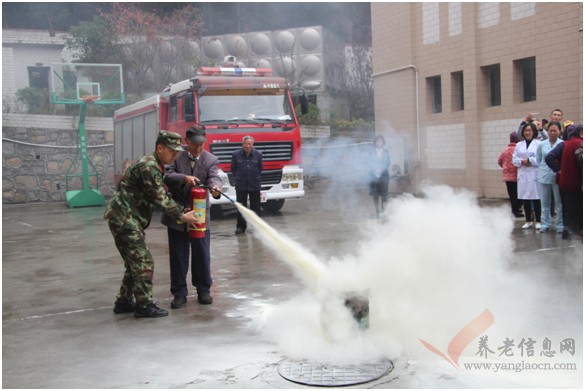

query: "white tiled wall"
(477, 3), (500, 29)
(2, 113), (114, 132)
(449, 3), (463, 37)
(10, 46), (65, 91)
(511, 2), (536, 21)
(423, 2), (440, 45)
(480, 119), (520, 170)
(2, 47), (16, 97)
(426, 123), (466, 169)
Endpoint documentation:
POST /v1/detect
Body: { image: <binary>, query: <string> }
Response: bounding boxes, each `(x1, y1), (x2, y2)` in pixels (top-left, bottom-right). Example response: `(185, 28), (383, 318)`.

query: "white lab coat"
(512, 139), (541, 200)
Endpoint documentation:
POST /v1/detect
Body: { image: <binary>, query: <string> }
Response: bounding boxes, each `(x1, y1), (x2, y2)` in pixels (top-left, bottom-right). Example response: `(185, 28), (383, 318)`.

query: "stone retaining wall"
(2, 114), (330, 204)
(2, 113), (115, 203)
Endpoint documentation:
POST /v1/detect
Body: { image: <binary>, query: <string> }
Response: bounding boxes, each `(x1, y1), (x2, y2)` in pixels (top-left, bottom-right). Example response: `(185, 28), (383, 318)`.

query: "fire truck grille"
(227, 170), (282, 187)
(210, 141), (293, 164)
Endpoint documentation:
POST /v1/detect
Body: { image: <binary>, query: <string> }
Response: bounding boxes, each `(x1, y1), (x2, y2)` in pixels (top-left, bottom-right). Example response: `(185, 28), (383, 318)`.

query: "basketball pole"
(64, 97), (106, 208)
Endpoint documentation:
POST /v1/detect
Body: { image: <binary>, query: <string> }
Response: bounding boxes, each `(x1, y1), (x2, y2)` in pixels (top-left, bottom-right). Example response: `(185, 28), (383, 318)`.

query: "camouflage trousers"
(108, 221), (154, 307)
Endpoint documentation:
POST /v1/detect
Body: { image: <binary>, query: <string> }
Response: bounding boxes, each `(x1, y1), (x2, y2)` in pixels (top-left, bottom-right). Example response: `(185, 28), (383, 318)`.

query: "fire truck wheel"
(262, 199), (285, 213)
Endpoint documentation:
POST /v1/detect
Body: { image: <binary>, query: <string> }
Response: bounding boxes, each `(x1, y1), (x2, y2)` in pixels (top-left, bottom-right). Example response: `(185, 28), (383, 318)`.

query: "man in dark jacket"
(230, 135), (263, 234)
(545, 124), (583, 239)
(162, 126), (222, 307)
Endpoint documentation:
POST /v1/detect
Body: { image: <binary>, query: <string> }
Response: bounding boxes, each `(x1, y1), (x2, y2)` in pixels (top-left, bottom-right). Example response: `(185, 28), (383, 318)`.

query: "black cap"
(186, 126), (207, 143)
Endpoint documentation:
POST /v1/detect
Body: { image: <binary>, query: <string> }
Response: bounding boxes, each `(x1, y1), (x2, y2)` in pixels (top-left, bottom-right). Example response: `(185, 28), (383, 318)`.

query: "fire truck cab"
(113, 65), (305, 213)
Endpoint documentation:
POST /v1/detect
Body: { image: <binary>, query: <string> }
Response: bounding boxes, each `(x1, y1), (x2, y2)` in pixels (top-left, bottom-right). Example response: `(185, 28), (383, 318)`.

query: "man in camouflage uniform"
(104, 130), (198, 318)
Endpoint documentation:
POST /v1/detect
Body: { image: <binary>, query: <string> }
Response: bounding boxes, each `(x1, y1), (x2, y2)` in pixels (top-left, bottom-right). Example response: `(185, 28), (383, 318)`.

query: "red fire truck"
(113, 65), (305, 212)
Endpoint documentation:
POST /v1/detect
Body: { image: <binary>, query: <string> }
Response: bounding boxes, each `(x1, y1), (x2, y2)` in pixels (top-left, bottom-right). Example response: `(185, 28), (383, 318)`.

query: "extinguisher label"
(193, 200), (206, 224)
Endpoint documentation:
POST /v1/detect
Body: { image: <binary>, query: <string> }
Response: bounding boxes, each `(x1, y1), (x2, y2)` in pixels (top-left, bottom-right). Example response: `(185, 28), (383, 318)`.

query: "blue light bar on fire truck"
(197, 67), (272, 77)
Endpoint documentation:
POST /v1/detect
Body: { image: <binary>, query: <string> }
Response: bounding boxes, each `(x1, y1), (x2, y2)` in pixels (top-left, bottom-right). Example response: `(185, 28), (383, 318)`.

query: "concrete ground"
(2, 181), (583, 388)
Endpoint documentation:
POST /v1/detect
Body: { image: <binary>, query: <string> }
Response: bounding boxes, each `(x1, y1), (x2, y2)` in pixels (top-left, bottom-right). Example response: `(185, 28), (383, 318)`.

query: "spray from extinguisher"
(189, 186), (207, 238)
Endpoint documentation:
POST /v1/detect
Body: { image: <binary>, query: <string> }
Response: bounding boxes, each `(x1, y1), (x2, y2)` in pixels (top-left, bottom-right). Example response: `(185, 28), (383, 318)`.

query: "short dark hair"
(551, 108), (563, 115)
(547, 121), (562, 131)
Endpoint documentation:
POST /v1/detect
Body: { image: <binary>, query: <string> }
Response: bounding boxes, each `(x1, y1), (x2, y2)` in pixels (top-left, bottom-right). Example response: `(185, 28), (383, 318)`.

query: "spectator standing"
(536, 121), (564, 233)
(104, 130), (198, 318)
(517, 113), (548, 141)
(547, 108), (574, 140)
(231, 135), (263, 234)
(162, 126), (222, 308)
(498, 132), (524, 218)
(513, 122), (542, 229)
(549, 109), (564, 127)
(369, 135), (391, 219)
(545, 124), (583, 239)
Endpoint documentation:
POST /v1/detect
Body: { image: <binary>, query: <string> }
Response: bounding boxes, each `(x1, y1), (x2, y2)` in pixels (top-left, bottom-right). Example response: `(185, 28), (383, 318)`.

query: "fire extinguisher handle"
(195, 181), (214, 192)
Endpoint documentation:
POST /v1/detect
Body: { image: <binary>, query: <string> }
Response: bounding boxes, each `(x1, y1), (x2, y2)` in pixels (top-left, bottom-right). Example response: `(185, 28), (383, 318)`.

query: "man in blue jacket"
(231, 135), (263, 234)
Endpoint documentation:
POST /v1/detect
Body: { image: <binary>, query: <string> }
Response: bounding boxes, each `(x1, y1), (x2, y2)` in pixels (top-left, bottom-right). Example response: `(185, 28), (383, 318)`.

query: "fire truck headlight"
(217, 174), (230, 193)
(282, 172), (303, 182)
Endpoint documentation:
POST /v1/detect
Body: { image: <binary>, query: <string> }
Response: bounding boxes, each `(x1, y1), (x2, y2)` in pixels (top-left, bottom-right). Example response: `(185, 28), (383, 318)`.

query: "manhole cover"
(278, 359), (393, 387)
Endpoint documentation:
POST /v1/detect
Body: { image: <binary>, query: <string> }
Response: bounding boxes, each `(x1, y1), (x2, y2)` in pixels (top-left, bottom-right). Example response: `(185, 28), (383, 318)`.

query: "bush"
(2, 96), (17, 113)
(295, 102), (321, 125)
(15, 87), (52, 114)
(330, 118), (375, 140)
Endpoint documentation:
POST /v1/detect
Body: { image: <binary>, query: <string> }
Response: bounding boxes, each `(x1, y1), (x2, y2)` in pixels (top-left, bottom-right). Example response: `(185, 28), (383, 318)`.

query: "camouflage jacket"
(104, 152), (183, 230)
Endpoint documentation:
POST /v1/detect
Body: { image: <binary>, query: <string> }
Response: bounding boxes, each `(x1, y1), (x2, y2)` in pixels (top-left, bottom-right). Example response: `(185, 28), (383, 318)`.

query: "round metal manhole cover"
(278, 359), (394, 387)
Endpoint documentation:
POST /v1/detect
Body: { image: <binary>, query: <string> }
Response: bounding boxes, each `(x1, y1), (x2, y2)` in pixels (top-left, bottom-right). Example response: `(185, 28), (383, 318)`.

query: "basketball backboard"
(50, 63), (125, 105)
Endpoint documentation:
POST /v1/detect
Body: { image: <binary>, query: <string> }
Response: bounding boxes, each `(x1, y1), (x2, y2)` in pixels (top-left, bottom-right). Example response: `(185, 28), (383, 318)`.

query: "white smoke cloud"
(244, 184), (581, 382)
(302, 127), (410, 215)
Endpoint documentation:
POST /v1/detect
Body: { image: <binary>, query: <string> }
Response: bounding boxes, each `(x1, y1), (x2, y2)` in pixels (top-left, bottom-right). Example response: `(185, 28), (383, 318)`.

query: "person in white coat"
(513, 122), (542, 229)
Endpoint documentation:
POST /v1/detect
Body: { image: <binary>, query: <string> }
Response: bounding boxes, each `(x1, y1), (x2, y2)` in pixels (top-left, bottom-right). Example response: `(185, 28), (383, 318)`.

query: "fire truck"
(113, 64), (306, 213)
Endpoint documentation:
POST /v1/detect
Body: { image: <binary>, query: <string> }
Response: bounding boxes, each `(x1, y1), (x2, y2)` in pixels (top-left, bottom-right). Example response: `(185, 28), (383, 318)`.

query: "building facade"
(2, 29), (72, 111)
(371, 2), (583, 197)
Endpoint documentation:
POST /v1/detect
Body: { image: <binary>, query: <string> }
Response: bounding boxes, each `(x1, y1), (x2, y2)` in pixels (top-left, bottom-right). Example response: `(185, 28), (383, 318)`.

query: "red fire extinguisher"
(189, 187), (207, 238)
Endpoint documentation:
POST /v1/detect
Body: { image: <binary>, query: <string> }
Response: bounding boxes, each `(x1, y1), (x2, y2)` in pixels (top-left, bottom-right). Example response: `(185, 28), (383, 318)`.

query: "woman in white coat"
(513, 122), (542, 229)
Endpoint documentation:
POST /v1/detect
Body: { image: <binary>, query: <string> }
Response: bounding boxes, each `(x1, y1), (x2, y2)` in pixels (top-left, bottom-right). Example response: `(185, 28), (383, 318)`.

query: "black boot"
(171, 295), (187, 309)
(134, 302), (168, 318)
(113, 298), (135, 314)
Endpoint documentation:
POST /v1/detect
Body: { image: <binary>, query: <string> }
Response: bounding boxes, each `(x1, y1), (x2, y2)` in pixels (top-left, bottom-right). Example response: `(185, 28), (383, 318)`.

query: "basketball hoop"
(81, 95), (99, 104)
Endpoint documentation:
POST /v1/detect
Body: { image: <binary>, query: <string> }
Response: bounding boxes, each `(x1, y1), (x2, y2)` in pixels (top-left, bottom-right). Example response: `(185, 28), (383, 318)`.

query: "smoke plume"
(249, 184), (581, 380)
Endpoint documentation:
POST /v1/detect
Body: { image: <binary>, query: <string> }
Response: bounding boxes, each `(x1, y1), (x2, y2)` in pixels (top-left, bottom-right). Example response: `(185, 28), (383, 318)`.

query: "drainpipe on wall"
(372, 65), (420, 162)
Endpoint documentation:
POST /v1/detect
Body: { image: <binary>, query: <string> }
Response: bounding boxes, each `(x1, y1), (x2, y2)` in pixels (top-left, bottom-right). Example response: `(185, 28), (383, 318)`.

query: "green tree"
(65, 17), (119, 63)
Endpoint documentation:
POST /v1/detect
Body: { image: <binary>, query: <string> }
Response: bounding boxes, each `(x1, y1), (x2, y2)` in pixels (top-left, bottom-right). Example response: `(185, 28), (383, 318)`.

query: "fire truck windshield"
(199, 91), (294, 124)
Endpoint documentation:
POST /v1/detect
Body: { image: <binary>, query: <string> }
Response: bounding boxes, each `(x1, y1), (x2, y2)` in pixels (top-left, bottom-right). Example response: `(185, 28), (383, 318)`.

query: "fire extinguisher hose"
(195, 181), (235, 204)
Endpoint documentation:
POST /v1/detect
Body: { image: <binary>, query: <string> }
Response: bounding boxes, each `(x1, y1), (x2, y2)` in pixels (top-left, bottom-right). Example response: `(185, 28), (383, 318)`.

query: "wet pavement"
(2, 180), (583, 388)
